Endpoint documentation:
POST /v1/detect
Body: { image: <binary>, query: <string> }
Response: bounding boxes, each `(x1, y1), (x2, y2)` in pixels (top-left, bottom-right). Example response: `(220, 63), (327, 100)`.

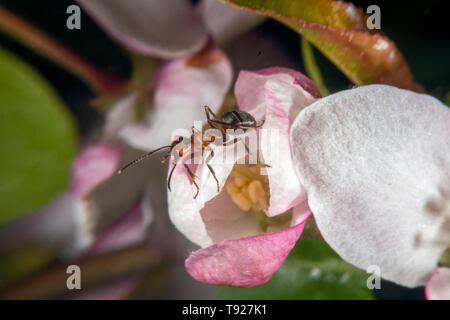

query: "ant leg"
(205, 149), (220, 192)
(224, 136), (250, 153)
(204, 105), (218, 120)
(167, 162), (177, 192)
(191, 126), (201, 134)
(255, 119), (265, 128)
(207, 164), (219, 193)
(204, 106), (221, 130)
(184, 163), (200, 199)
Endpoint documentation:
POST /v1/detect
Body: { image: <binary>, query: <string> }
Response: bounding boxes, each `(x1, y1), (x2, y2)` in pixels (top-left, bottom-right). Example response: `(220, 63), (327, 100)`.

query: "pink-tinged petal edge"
(234, 67), (320, 217)
(261, 79), (317, 216)
(426, 267), (450, 300)
(235, 67), (322, 117)
(76, 0), (207, 59)
(185, 212), (311, 287)
(71, 144), (121, 199)
(83, 204), (146, 255)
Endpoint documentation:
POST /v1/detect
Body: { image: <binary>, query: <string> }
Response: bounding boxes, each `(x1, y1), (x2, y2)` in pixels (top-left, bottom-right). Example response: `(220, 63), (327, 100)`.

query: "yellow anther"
(241, 185), (250, 199)
(248, 180), (268, 210)
(248, 180), (264, 203)
(225, 180), (240, 195)
(231, 193), (252, 212)
(234, 176), (249, 187)
(225, 164), (269, 213)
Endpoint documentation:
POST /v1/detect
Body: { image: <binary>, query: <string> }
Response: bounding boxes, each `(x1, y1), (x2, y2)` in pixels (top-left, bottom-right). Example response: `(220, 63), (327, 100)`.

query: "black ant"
(118, 106), (265, 199)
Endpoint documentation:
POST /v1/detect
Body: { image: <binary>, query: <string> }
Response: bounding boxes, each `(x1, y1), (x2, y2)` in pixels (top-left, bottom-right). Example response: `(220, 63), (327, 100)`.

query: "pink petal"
(262, 79), (317, 216)
(199, 0), (266, 45)
(70, 143), (121, 199)
(185, 213), (310, 287)
(235, 67), (321, 119)
(102, 93), (138, 140)
(120, 47), (232, 151)
(426, 267), (450, 300)
(77, 0), (207, 58)
(83, 145), (159, 239)
(235, 68), (320, 216)
(84, 204), (146, 255)
(291, 200), (312, 227)
(0, 192), (91, 257)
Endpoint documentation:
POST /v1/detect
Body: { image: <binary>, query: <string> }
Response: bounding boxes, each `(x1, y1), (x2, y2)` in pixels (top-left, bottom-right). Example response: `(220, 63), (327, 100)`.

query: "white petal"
(291, 84), (450, 287)
(120, 49), (232, 151)
(168, 142), (259, 247)
(262, 79), (315, 216)
(235, 68), (320, 216)
(102, 93), (138, 140)
(0, 193), (92, 257)
(167, 161), (213, 248)
(199, 0), (266, 45)
(77, 0), (207, 58)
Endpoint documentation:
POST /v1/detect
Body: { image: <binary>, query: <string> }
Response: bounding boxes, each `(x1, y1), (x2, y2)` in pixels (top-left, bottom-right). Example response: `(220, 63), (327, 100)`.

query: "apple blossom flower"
(167, 66), (449, 289)
(167, 67), (321, 287)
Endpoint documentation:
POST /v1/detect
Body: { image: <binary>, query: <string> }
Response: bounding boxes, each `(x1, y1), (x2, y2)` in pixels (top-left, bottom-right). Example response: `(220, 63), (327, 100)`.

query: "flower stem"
(0, 6), (127, 95)
(301, 37), (330, 96)
(0, 244), (164, 299)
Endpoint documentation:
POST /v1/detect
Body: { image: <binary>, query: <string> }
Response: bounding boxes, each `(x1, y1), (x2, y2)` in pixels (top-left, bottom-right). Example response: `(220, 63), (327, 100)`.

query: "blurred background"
(0, 0), (448, 299)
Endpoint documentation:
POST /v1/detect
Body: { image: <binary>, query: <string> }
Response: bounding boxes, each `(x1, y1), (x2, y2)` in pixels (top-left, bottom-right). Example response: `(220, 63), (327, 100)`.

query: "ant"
(118, 106), (265, 199)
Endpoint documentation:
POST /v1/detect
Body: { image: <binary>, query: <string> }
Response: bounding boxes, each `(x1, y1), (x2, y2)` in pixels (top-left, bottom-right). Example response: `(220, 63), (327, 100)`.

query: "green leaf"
(215, 239), (374, 299)
(223, 0), (424, 92)
(0, 47), (77, 225)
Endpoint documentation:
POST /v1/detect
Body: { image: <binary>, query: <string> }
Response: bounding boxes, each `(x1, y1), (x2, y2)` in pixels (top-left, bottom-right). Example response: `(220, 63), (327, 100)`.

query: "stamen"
(225, 164), (269, 212)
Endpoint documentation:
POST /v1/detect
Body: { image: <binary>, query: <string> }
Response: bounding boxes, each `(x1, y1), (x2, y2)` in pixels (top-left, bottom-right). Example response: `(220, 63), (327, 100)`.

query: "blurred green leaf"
(0, 47), (77, 225)
(0, 246), (55, 286)
(215, 239), (374, 299)
(223, 0), (424, 92)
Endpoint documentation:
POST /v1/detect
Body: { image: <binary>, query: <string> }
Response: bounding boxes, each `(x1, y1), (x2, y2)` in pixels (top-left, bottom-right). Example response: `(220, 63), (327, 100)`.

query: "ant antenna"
(117, 145), (172, 174)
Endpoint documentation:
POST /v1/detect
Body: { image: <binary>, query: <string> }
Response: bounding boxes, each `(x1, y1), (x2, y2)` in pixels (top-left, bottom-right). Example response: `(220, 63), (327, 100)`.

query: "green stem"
(0, 6), (127, 95)
(301, 37), (330, 96)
